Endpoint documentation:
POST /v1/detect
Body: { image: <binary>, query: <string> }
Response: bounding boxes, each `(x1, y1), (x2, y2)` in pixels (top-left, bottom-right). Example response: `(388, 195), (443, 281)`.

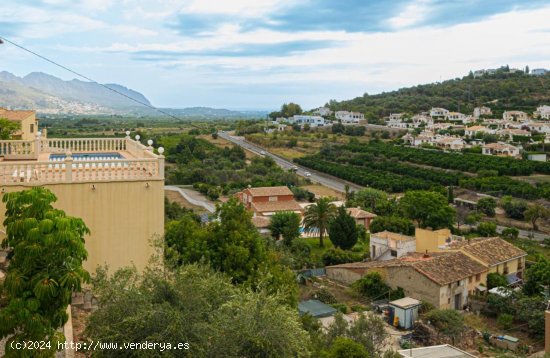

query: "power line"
(0, 35), (202, 128)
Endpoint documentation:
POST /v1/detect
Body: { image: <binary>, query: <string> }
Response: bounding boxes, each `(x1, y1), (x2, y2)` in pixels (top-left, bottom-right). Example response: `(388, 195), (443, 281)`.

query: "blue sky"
(1, 0), (550, 110)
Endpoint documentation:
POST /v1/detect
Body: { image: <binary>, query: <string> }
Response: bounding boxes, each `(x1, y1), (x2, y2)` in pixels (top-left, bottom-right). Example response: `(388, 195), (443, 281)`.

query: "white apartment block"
(430, 107), (449, 117)
(335, 111), (364, 124)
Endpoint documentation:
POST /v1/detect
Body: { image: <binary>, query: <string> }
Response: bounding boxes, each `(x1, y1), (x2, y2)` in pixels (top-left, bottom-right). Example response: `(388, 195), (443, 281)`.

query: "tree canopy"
(398, 191), (455, 229)
(0, 188), (90, 357)
(303, 197), (337, 248)
(328, 206), (358, 250)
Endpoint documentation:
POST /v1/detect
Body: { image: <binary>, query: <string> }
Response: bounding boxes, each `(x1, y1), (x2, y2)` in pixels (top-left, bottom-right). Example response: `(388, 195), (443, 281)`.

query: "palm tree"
(302, 197), (337, 248)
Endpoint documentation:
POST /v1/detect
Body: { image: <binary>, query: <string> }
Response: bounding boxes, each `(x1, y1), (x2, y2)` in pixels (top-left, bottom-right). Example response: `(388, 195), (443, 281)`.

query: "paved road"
(496, 225), (549, 242)
(165, 185), (216, 213)
(218, 131), (362, 193)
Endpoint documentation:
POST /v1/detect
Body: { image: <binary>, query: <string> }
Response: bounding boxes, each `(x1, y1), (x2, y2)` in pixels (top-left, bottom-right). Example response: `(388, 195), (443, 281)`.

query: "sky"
(1, 0), (550, 110)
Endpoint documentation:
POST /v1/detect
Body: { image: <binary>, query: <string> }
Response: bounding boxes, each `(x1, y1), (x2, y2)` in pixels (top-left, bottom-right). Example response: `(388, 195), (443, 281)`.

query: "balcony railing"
(0, 136), (164, 185)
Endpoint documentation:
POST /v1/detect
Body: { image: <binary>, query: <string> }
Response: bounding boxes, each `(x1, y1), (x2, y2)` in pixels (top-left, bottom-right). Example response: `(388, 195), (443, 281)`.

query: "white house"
(445, 112), (467, 122)
(527, 121), (550, 134)
(402, 132), (434, 147)
(335, 111), (364, 124)
(482, 142), (520, 158)
(292, 115), (327, 128)
(313, 107), (332, 117)
(497, 128), (531, 141)
(503, 111), (528, 122)
(465, 125), (493, 137)
(387, 118), (408, 129)
(370, 231), (416, 261)
(473, 106), (492, 118)
(432, 136), (466, 151)
(430, 107), (449, 117)
(412, 114), (433, 126)
(531, 68), (548, 76)
(534, 105), (550, 120)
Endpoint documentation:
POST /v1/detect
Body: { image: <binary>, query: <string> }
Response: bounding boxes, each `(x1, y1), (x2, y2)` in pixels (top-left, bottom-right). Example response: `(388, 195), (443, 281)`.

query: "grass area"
(294, 236), (369, 264)
(504, 236), (550, 260)
(301, 184), (344, 200)
(270, 147), (307, 160)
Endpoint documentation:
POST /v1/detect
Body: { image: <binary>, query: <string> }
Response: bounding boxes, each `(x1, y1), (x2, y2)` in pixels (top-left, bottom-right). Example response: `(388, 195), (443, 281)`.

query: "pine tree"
(328, 206), (358, 250)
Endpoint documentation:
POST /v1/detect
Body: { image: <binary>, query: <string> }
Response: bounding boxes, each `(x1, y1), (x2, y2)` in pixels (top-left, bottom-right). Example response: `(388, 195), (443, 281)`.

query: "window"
(469, 277), (473, 284)
(447, 298), (451, 304)
(390, 250), (397, 257)
(30, 124), (34, 133)
(456, 280), (461, 286)
(476, 274), (481, 282)
(268, 196), (278, 202)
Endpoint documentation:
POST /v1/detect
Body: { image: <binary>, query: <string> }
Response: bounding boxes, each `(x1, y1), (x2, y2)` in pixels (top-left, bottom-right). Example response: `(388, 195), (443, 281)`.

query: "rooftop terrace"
(0, 133), (164, 185)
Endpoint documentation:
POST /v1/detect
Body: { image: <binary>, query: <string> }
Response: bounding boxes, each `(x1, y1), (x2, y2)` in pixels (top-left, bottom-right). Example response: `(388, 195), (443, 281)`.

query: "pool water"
(49, 152), (123, 161)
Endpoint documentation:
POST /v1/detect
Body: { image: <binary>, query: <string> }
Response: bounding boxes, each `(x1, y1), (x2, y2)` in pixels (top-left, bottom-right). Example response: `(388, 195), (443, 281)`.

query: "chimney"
(423, 250), (430, 259)
(546, 310), (550, 353)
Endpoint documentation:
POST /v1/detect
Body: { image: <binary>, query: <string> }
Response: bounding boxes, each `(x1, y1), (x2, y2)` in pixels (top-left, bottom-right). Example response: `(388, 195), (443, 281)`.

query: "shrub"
(497, 313), (514, 330)
(425, 309), (464, 340)
(501, 227), (519, 240)
(314, 288), (337, 305)
(331, 303), (349, 314)
(322, 248), (363, 266)
(477, 222), (497, 237)
(487, 272), (508, 289)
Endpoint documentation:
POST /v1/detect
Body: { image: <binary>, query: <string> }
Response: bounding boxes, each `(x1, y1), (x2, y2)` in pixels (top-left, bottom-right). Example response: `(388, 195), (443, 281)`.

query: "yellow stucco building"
(0, 132), (165, 273)
(0, 108), (39, 141)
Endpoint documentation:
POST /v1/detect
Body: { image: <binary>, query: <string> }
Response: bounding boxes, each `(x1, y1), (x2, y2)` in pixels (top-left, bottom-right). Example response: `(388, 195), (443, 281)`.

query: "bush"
(477, 222), (497, 237)
(501, 227), (519, 240)
(497, 313), (514, 330)
(322, 248), (363, 266)
(369, 216), (415, 236)
(331, 303), (349, 314)
(314, 288), (337, 304)
(425, 309), (464, 339)
(477, 197), (497, 217)
(487, 272), (508, 290)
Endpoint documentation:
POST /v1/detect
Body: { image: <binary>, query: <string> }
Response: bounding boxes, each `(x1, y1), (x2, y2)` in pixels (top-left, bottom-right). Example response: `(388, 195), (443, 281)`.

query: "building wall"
(489, 257), (525, 276)
(325, 267), (365, 285)
(385, 266), (443, 308)
(415, 228), (450, 253)
(0, 179), (164, 273)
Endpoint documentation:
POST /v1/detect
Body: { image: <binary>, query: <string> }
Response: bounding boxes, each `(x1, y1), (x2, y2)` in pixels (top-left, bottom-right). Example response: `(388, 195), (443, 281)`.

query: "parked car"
(304, 171), (311, 177)
(260, 150), (266, 155)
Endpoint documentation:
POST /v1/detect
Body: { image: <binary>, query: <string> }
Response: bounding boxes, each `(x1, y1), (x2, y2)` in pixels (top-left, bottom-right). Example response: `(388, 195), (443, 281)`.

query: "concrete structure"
(236, 186), (302, 217)
(535, 105), (550, 120)
(0, 108), (39, 141)
(415, 228), (453, 253)
(0, 133), (165, 273)
(430, 107), (449, 117)
(347, 207), (376, 229)
(482, 142), (521, 157)
(370, 231), (416, 261)
(327, 251), (487, 309)
(291, 115), (327, 128)
(389, 297), (421, 329)
(531, 68), (548, 76)
(335, 111), (364, 124)
(474, 106), (492, 118)
(528, 153), (547, 162)
(503, 110), (528, 122)
(313, 107), (332, 117)
(398, 344), (476, 357)
(445, 112), (467, 122)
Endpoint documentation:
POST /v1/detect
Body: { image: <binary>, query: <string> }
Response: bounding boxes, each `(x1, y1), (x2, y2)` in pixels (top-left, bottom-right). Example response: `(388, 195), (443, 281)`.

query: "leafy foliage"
(499, 196), (528, 220)
(487, 272), (508, 289)
(86, 264), (310, 357)
(328, 206), (358, 250)
(353, 272), (404, 301)
(523, 256), (550, 296)
(398, 191), (456, 229)
(269, 211), (302, 245)
(303, 197), (337, 248)
(369, 216), (415, 236)
(322, 248), (363, 266)
(425, 309), (464, 341)
(0, 118), (21, 140)
(476, 197), (497, 217)
(0, 188), (90, 356)
(477, 222), (497, 237)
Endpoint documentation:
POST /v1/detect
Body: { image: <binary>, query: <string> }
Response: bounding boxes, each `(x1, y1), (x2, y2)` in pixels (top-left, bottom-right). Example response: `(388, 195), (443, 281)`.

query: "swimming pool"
(49, 152), (124, 161)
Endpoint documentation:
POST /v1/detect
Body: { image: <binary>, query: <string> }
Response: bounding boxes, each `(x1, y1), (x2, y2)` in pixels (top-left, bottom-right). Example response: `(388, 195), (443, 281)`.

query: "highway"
(218, 131), (363, 193)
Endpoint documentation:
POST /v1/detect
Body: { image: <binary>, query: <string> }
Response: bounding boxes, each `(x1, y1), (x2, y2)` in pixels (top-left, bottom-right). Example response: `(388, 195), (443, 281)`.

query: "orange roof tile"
(0, 108), (35, 121)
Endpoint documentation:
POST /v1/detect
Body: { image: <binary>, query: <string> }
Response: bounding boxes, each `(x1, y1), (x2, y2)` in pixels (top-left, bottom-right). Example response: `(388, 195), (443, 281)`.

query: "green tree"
(350, 188), (389, 214)
(324, 337), (369, 358)
(0, 188), (90, 357)
(269, 211), (301, 245)
(447, 186), (454, 203)
(303, 197), (337, 248)
(86, 264), (310, 357)
(523, 256), (550, 296)
(487, 272), (508, 289)
(477, 221), (497, 237)
(497, 313), (514, 330)
(280, 103), (303, 118)
(477, 197), (497, 217)
(369, 216), (415, 235)
(328, 206), (358, 250)
(499, 196), (528, 220)
(425, 309), (464, 343)
(399, 190), (456, 229)
(0, 118), (21, 139)
(524, 204), (550, 231)
(500, 227), (519, 240)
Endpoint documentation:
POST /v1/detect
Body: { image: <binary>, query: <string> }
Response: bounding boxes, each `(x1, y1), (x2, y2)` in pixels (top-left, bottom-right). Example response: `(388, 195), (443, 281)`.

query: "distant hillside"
(0, 71), (151, 114)
(328, 71), (550, 121)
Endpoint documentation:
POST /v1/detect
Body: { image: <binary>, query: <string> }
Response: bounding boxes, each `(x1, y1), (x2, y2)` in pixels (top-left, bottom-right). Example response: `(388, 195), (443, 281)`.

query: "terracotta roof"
(347, 207), (377, 219)
(467, 125), (487, 131)
(251, 200), (302, 213)
(328, 251), (487, 286)
(251, 216), (271, 228)
(483, 143), (518, 150)
(372, 230), (415, 242)
(451, 237), (527, 266)
(246, 186), (293, 197)
(0, 108), (35, 121)
(412, 252), (486, 285)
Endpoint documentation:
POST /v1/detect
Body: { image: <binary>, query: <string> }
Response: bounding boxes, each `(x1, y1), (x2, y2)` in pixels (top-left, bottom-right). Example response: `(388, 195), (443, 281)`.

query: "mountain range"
(0, 71), (266, 118)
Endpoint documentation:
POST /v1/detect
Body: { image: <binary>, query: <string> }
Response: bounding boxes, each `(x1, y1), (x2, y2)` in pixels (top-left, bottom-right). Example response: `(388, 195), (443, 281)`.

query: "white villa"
(335, 111), (364, 124)
(445, 112), (467, 122)
(465, 125), (493, 137)
(482, 142), (521, 158)
(291, 115), (327, 128)
(313, 107), (332, 117)
(503, 111), (529, 122)
(370, 231), (416, 261)
(534, 105), (550, 120)
(526, 122), (550, 134)
(430, 107), (449, 117)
